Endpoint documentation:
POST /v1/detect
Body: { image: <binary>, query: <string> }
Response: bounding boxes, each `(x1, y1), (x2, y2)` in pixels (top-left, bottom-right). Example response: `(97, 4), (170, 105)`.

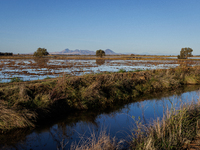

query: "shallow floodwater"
(1, 85), (200, 150)
(1, 58), (200, 82)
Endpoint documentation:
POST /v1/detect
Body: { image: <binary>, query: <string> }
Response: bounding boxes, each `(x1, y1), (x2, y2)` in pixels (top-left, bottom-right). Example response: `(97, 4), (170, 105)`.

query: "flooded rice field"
(1, 85), (200, 150)
(1, 58), (200, 82)
(1, 58), (200, 149)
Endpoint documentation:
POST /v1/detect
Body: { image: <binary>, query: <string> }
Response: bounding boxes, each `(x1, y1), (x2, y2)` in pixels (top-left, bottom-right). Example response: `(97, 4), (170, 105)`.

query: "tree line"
(0, 52), (13, 56)
(33, 48), (106, 57)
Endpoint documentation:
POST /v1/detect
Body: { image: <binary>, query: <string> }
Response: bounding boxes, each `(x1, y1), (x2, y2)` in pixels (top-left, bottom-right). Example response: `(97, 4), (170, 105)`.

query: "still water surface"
(1, 85), (200, 150)
(1, 59), (198, 82)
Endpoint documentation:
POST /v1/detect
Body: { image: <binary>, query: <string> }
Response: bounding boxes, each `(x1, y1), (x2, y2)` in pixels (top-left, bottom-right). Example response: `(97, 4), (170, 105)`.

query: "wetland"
(1, 55), (200, 149)
(1, 56), (200, 82)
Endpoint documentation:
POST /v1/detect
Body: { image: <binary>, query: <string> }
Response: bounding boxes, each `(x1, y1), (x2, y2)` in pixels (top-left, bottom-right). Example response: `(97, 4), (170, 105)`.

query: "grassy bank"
(1, 66), (200, 133)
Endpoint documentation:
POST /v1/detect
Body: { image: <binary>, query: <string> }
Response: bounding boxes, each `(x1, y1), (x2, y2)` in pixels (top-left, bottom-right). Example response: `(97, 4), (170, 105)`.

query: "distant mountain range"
(50, 48), (119, 55)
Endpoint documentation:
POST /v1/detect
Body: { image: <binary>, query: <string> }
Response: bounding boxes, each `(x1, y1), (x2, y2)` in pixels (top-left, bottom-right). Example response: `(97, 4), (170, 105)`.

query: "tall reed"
(70, 129), (124, 150)
(131, 99), (200, 150)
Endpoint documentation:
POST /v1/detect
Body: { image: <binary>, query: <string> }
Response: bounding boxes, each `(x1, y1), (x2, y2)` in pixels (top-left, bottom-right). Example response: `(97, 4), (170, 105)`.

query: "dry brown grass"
(1, 55), (200, 81)
(0, 104), (35, 132)
(131, 99), (200, 150)
(70, 129), (124, 150)
(0, 54), (199, 61)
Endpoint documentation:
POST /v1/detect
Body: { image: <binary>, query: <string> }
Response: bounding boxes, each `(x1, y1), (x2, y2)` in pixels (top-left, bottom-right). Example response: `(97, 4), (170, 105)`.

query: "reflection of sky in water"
(0, 59), (199, 82)
(4, 87), (200, 150)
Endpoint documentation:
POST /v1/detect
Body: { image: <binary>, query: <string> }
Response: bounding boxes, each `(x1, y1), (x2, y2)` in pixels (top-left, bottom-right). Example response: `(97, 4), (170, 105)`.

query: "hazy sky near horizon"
(0, 0), (200, 55)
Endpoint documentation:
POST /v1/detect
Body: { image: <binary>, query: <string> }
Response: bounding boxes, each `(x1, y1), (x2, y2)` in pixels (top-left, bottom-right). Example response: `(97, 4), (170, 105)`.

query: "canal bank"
(1, 66), (200, 133)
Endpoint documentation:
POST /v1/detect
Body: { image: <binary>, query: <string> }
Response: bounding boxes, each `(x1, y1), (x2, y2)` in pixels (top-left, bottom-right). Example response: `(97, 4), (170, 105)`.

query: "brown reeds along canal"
(1, 85), (200, 150)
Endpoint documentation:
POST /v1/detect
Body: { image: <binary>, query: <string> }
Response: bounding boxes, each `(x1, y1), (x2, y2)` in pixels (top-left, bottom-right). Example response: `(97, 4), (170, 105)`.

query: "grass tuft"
(130, 100), (200, 150)
(70, 129), (124, 150)
(118, 69), (126, 73)
(0, 104), (35, 132)
(10, 77), (23, 83)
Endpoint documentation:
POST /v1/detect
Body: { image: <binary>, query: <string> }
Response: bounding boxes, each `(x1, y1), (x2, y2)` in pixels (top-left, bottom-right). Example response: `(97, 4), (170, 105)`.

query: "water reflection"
(33, 58), (49, 67)
(95, 59), (105, 66)
(1, 85), (200, 150)
(3, 58), (200, 82)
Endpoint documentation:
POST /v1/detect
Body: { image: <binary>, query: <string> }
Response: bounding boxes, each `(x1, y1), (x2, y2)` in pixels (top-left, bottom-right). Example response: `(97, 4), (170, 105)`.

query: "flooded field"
(1, 57), (200, 149)
(1, 85), (200, 150)
(1, 58), (200, 82)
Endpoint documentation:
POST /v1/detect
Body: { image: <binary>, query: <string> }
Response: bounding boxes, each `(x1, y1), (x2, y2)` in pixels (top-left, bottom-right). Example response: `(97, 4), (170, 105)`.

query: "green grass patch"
(10, 77), (23, 83)
(118, 68), (126, 73)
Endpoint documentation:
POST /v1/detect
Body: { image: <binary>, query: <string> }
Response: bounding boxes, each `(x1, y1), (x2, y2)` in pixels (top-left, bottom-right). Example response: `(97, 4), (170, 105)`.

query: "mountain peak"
(105, 49), (116, 55)
(51, 48), (119, 55)
(60, 48), (70, 53)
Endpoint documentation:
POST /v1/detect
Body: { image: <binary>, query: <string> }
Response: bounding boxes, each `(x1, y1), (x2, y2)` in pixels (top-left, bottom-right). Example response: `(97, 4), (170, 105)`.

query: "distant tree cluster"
(0, 52), (13, 56)
(34, 48), (49, 57)
(178, 47), (193, 59)
(96, 49), (105, 58)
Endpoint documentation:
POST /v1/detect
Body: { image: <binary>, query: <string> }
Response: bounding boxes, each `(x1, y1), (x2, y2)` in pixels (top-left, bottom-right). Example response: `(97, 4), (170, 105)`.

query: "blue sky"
(0, 0), (200, 55)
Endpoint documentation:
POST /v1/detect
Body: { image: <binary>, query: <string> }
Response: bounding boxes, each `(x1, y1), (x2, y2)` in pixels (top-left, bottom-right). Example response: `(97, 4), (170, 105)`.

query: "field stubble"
(1, 57), (200, 82)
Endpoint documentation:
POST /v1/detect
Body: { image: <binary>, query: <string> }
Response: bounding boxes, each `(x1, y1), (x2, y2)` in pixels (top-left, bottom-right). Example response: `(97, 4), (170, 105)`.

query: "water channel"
(1, 85), (200, 150)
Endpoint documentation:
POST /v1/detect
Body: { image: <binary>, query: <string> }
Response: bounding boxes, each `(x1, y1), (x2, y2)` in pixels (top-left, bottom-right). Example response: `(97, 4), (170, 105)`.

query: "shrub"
(33, 47), (49, 57)
(178, 47), (193, 59)
(96, 49), (105, 58)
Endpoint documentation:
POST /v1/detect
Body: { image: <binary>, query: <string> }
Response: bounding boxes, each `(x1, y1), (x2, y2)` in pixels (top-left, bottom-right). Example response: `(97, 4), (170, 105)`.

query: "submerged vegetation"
(10, 77), (23, 83)
(2, 56), (200, 82)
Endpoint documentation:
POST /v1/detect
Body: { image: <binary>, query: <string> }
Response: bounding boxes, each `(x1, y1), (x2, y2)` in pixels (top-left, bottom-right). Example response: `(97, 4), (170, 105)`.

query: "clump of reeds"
(70, 129), (124, 150)
(130, 99), (200, 150)
(0, 104), (35, 132)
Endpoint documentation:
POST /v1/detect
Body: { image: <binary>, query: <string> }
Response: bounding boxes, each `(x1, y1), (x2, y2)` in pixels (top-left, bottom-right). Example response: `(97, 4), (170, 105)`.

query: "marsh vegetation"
(1, 55), (200, 82)
(1, 55), (200, 149)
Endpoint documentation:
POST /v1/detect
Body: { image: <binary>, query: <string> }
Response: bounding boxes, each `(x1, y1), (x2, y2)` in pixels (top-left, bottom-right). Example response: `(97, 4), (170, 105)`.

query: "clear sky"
(0, 0), (200, 55)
